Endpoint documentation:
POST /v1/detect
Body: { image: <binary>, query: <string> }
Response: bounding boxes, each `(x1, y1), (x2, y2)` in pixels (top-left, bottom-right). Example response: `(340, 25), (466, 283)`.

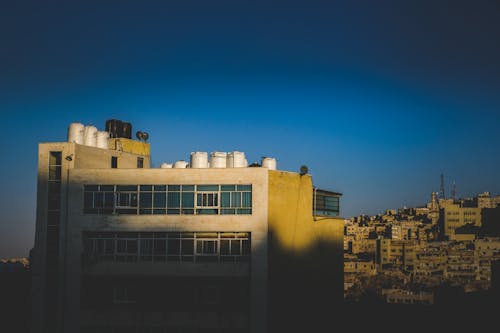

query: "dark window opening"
(111, 156), (118, 168)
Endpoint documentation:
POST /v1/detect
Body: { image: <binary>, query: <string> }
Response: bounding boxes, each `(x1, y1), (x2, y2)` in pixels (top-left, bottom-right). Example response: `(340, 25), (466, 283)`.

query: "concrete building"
(31, 121), (344, 333)
(378, 239), (418, 270)
(441, 203), (482, 240)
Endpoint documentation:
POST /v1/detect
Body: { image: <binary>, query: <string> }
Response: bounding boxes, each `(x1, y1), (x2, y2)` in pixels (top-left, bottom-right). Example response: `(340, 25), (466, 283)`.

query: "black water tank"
(106, 119), (123, 138)
(121, 122), (132, 139)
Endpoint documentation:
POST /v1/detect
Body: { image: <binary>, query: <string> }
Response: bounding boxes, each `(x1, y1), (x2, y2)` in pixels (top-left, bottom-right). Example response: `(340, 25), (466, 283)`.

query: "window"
(47, 152), (62, 256)
(111, 156), (118, 168)
(113, 286), (136, 304)
(137, 157), (144, 168)
(314, 189), (340, 217)
(83, 231), (250, 263)
(84, 184), (252, 215)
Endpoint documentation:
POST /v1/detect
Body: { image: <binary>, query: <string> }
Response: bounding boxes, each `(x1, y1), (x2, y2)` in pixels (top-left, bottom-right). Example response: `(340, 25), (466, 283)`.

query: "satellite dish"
(136, 131), (143, 140)
(142, 132), (149, 141)
(299, 165), (308, 175)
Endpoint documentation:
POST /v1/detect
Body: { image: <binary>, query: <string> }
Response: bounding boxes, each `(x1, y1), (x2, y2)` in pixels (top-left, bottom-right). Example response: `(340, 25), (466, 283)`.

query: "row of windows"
(83, 184), (252, 215)
(83, 232), (250, 263)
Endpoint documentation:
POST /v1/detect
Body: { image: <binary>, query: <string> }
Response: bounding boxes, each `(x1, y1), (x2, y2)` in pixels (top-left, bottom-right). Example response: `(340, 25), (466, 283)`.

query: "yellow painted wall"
(267, 170), (344, 332)
(267, 170), (343, 252)
(108, 138), (150, 156)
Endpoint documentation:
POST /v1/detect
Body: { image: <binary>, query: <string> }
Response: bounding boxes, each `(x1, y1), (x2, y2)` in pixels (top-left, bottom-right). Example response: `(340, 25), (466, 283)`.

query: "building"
(382, 289), (434, 305)
(377, 239), (418, 271)
(441, 203), (482, 240)
(30, 121), (344, 333)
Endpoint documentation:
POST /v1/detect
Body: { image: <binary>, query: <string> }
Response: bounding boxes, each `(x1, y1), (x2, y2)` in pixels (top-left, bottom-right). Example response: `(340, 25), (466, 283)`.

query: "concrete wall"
(64, 167), (269, 333)
(267, 170), (343, 332)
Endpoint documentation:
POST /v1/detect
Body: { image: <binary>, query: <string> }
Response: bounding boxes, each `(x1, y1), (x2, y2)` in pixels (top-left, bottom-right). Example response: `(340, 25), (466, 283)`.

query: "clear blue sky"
(1, 0), (499, 257)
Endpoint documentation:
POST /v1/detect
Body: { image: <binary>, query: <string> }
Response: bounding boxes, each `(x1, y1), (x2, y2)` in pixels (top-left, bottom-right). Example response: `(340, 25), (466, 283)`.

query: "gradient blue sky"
(1, 0), (499, 257)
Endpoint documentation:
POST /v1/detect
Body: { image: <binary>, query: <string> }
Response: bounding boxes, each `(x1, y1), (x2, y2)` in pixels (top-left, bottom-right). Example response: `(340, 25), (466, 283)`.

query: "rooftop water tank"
(173, 160), (189, 168)
(68, 122), (84, 144)
(121, 122), (132, 139)
(227, 151), (246, 168)
(83, 125), (98, 147)
(190, 152), (208, 168)
(262, 157), (277, 170)
(210, 152), (227, 168)
(96, 131), (109, 149)
(105, 119), (123, 138)
(160, 163), (173, 168)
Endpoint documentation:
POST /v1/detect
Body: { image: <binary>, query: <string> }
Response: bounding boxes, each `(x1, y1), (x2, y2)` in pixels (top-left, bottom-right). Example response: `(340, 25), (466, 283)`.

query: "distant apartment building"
(377, 239), (418, 270)
(382, 289), (434, 305)
(31, 120), (344, 333)
(344, 258), (377, 276)
(441, 203), (481, 240)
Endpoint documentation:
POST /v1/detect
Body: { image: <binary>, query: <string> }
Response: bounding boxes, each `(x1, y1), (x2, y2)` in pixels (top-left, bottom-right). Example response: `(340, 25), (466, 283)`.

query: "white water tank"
(83, 125), (98, 147)
(190, 152), (208, 168)
(227, 151), (246, 168)
(160, 163), (173, 168)
(262, 157), (277, 170)
(96, 131), (109, 149)
(68, 122), (84, 144)
(210, 152), (227, 168)
(173, 160), (189, 168)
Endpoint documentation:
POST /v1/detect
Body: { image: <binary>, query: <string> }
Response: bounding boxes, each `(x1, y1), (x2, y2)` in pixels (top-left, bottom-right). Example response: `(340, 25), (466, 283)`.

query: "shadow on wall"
(268, 238), (343, 333)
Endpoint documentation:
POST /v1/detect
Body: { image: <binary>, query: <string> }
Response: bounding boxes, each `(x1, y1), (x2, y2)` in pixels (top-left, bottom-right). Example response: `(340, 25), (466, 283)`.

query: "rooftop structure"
(31, 120), (344, 333)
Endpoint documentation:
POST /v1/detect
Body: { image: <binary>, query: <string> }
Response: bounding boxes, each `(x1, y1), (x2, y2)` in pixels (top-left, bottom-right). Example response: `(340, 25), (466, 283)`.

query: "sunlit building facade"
(31, 126), (343, 333)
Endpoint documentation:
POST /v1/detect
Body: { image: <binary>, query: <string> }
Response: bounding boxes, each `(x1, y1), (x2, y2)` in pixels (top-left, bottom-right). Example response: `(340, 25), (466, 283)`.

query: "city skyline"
(1, 0), (500, 258)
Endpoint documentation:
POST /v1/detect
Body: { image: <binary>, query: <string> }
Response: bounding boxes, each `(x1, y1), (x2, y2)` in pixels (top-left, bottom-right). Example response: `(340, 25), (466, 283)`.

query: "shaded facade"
(31, 136), (343, 333)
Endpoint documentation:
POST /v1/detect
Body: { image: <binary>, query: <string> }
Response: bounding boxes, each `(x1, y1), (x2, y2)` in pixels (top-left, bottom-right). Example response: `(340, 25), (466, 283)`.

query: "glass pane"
(242, 240), (250, 255)
(221, 185), (235, 191)
(181, 240), (194, 255)
(237, 185), (252, 191)
(117, 240), (126, 253)
(220, 240), (230, 255)
(127, 240), (137, 254)
(104, 193), (115, 207)
(100, 185), (114, 191)
(94, 192), (104, 208)
(167, 185), (180, 191)
(49, 166), (61, 180)
(231, 192), (241, 208)
(167, 192), (180, 208)
(242, 192), (252, 207)
(116, 185), (137, 191)
(49, 151), (62, 165)
(84, 192), (93, 208)
(231, 240), (241, 255)
(153, 192), (166, 208)
(154, 185), (166, 191)
(182, 192), (194, 208)
(220, 192), (230, 207)
(181, 185), (194, 191)
(168, 239), (180, 255)
(153, 240), (166, 255)
(84, 185), (98, 191)
(140, 185), (152, 191)
(197, 185), (218, 191)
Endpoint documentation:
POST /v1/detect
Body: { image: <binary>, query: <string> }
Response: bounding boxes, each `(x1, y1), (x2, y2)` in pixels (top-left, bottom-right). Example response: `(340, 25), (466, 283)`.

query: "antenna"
(451, 181), (456, 201)
(439, 174), (445, 199)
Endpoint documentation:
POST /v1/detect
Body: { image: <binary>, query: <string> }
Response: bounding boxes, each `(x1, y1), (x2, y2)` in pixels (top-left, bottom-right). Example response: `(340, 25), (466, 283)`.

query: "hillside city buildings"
(344, 191), (500, 304)
(30, 120), (344, 333)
